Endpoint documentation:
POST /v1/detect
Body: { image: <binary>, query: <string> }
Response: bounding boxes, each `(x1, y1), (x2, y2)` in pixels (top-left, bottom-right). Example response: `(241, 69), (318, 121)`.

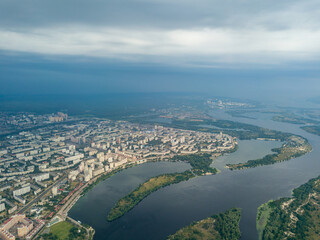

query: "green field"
(41, 221), (87, 240)
(167, 208), (242, 240)
(50, 221), (74, 239)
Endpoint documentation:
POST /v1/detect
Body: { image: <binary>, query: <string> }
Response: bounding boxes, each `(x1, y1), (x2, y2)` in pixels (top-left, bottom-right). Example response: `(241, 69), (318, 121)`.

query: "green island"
(225, 109), (258, 119)
(107, 154), (218, 221)
(301, 125), (320, 136)
(107, 170), (195, 221)
(226, 135), (312, 170)
(167, 208), (242, 240)
(271, 112), (320, 137)
(272, 113), (319, 125)
(257, 175), (320, 240)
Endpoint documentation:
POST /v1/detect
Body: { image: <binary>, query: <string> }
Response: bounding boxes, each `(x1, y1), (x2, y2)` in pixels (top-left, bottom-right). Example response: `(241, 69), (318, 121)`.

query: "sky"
(1, 0), (320, 102)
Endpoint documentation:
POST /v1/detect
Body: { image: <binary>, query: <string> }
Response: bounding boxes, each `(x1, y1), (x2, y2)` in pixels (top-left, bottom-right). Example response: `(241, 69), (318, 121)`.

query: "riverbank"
(257, 175), (320, 239)
(68, 107), (320, 240)
(106, 133), (311, 222)
(107, 154), (219, 221)
(167, 208), (242, 240)
(132, 117), (313, 170)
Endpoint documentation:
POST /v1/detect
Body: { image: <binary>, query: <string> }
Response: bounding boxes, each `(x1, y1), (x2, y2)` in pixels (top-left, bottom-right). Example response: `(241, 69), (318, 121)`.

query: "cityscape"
(0, 112), (236, 240)
(1, 0), (320, 239)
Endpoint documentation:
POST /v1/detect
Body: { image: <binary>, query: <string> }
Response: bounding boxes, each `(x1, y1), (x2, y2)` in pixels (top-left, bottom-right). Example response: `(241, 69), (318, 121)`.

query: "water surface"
(70, 110), (320, 240)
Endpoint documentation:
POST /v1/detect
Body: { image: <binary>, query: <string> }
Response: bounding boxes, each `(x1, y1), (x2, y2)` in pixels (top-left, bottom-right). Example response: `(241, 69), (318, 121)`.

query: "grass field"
(50, 221), (74, 240)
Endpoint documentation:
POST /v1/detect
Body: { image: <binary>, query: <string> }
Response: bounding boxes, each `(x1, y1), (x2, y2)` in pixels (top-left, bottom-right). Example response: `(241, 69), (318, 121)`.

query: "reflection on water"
(70, 110), (320, 240)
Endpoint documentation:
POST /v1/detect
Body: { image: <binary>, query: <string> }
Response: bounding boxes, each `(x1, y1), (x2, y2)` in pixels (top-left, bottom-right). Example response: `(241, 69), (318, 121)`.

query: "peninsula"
(226, 135), (312, 170)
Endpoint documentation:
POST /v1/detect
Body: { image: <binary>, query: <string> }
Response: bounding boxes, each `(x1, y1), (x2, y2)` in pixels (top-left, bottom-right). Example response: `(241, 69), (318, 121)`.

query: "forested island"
(271, 112), (320, 137)
(301, 125), (320, 136)
(167, 208), (242, 240)
(272, 113), (319, 125)
(257, 175), (320, 240)
(107, 154), (218, 221)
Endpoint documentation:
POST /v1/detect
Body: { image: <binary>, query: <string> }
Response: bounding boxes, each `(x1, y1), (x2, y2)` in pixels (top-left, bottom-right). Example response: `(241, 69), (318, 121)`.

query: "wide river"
(69, 110), (320, 240)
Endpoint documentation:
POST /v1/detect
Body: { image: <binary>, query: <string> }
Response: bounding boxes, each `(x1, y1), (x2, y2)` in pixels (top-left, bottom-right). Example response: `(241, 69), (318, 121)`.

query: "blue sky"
(0, 0), (320, 101)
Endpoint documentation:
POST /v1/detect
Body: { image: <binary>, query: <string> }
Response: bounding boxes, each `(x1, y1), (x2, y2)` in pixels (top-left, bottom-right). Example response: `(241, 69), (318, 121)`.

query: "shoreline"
(106, 153), (222, 222)
(50, 134), (312, 239)
(64, 147), (234, 225)
(256, 175), (320, 239)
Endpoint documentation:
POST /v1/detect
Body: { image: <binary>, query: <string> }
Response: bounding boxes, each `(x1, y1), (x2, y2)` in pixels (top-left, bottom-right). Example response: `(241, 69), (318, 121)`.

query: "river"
(69, 110), (320, 240)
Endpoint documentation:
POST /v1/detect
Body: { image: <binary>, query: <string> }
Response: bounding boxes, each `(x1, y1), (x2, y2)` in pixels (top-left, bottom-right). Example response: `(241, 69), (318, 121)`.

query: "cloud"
(1, 0), (319, 29)
(0, 26), (320, 64)
(0, 0), (320, 65)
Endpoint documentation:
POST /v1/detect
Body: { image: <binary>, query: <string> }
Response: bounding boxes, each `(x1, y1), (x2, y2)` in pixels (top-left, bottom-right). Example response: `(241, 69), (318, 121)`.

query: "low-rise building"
(0, 203), (5, 212)
(33, 173), (50, 182)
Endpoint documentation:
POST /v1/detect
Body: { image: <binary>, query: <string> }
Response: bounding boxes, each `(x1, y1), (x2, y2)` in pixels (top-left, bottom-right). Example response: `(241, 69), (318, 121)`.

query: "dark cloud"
(0, 0), (318, 30)
(0, 0), (320, 70)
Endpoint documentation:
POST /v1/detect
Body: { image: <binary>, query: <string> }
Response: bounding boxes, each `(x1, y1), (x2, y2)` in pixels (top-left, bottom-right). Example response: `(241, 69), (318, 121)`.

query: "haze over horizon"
(1, 0), (320, 104)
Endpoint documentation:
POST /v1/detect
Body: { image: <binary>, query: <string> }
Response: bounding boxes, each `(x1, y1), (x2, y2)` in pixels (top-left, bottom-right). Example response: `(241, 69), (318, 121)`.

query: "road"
(18, 175), (67, 214)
